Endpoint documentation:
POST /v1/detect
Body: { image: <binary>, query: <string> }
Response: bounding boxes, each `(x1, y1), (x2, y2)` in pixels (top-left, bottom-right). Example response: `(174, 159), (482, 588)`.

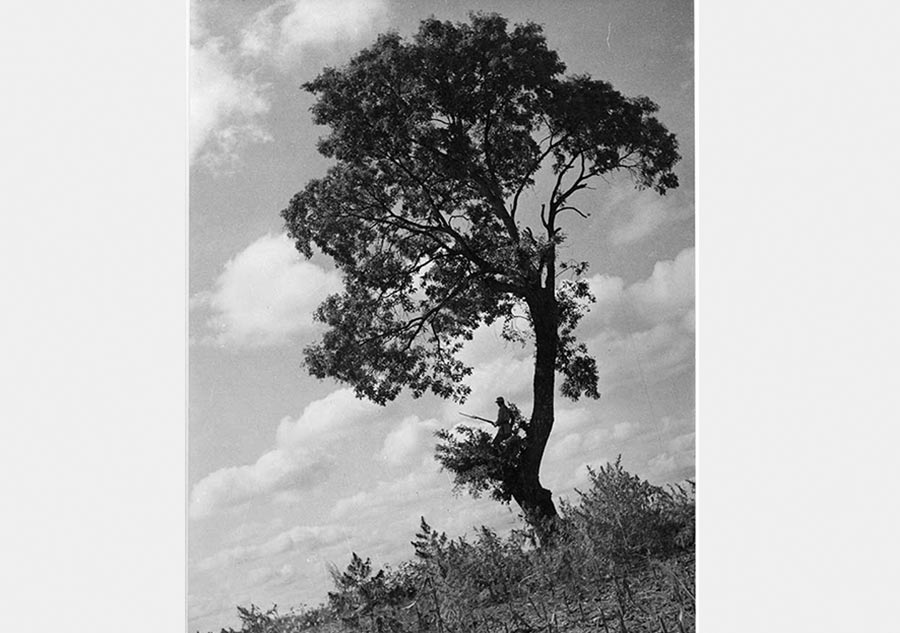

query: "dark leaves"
(282, 12), (680, 406)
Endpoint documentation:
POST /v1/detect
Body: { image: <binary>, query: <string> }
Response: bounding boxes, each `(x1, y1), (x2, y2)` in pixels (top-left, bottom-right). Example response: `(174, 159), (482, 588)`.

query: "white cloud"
(588, 320), (694, 391)
(280, 0), (387, 52)
(457, 320), (526, 368)
(607, 184), (693, 246)
(197, 524), (352, 572)
(189, 447), (330, 519)
(190, 36), (271, 169)
(331, 464), (442, 520)
(225, 517), (286, 546)
(190, 0), (387, 170)
(188, 593), (232, 624)
(585, 247), (694, 331)
(442, 355), (534, 423)
(668, 431), (695, 455)
(330, 490), (373, 520)
(545, 456), (611, 494)
(380, 416), (439, 466)
(275, 388), (377, 448)
(190, 389), (376, 519)
(585, 274), (627, 325)
(193, 233), (342, 349)
(546, 432), (583, 462)
(610, 197), (671, 245)
(245, 564), (296, 589)
(612, 421), (637, 440)
(241, 0), (388, 64)
(552, 406), (593, 436)
(647, 439), (695, 482)
(542, 409), (624, 494)
(571, 248), (696, 393)
(626, 248), (695, 325)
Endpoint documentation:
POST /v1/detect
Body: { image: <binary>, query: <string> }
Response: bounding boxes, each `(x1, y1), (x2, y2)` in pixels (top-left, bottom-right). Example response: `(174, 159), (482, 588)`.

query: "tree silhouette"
(282, 13), (679, 531)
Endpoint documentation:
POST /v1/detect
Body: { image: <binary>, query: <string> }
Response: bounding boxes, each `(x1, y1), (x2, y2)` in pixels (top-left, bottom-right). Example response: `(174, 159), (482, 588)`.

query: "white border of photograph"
(1, 1), (898, 631)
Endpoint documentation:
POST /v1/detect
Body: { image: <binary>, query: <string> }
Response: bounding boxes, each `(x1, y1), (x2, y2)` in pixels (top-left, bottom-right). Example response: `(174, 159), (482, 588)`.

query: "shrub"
(564, 456), (695, 570)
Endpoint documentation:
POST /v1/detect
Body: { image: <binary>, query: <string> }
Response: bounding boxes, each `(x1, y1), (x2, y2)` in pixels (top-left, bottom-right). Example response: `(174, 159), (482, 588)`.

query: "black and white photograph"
(10, 1), (900, 633)
(189, 2), (695, 631)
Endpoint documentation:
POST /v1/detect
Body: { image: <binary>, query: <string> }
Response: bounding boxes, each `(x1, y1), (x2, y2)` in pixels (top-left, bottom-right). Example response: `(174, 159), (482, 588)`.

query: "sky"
(188, 1), (694, 630)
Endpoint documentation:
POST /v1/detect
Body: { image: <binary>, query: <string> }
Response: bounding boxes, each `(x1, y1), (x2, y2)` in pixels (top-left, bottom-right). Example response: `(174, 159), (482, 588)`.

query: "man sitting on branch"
(492, 397), (513, 446)
(459, 396), (517, 447)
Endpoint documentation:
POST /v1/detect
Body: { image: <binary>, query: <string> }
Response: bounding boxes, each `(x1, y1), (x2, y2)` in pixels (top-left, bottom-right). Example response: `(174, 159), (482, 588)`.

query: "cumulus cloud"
(550, 414), (695, 488)
(275, 388), (378, 448)
(589, 321), (694, 390)
(330, 459), (445, 520)
(546, 432), (584, 462)
(544, 455), (612, 494)
(225, 517), (286, 546)
(188, 593), (233, 625)
(552, 406), (594, 437)
(586, 247), (694, 332)
(240, 0), (388, 64)
(439, 354), (534, 425)
(191, 0), (386, 170)
(606, 184), (693, 246)
(612, 421), (637, 440)
(626, 248), (695, 325)
(245, 564), (296, 589)
(380, 416), (440, 466)
(647, 429), (695, 482)
(197, 524), (352, 572)
(189, 447), (330, 519)
(585, 274), (627, 325)
(190, 35), (271, 169)
(562, 248), (696, 393)
(542, 409), (618, 493)
(190, 389), (376, 519)
(193, 233), (342, 349)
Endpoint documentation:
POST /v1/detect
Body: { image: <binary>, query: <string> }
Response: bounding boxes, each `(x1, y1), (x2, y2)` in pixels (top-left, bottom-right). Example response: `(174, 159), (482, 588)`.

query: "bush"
(215, 603), (333, 633)
(564, 456), (695, 570)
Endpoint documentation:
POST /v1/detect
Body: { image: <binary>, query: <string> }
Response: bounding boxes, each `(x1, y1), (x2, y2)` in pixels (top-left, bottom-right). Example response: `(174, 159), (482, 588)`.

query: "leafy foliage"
(214, 603), (332, 633)
(282, 13), (680, 406)
(561, 457), (695, 572)
(326, 553), (415, 632)
(433, 402), (528, 503)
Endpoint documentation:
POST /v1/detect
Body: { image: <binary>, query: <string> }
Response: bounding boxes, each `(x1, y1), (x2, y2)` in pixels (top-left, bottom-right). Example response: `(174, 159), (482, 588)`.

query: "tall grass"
(211, 459), (695, 633)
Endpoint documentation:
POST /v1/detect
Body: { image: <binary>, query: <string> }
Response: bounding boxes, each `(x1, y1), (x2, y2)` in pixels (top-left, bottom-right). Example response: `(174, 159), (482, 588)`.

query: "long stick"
(459, 411), (495, 425)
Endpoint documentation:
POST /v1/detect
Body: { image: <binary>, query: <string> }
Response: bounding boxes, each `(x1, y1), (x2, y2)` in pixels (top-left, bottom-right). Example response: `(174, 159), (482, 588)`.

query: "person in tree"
(492, 397), (513, 447)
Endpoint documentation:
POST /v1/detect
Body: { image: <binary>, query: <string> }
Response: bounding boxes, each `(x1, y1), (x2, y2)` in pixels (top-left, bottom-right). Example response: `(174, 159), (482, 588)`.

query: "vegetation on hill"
(209, 459), (695, 633)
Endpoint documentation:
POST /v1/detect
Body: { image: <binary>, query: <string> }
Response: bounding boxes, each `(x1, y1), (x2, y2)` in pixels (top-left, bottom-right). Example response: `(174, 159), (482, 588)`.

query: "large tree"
(282, 14), (679, 530)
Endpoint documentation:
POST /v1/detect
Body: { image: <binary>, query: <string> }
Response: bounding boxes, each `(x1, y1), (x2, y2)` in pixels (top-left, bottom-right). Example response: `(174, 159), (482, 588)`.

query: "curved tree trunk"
(513, 291), (560, 538)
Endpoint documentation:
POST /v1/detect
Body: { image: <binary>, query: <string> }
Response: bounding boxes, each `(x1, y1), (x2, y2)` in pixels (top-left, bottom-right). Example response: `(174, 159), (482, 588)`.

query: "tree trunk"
(513, 292), (560, 538)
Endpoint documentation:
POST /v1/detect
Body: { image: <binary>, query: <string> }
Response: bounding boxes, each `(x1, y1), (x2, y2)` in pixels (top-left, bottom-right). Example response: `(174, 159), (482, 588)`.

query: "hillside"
(207, 459), (695, 633)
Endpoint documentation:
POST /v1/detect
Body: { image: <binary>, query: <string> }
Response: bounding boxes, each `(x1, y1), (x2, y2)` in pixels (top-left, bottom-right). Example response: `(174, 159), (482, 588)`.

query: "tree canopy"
(282, 13), (680, 527)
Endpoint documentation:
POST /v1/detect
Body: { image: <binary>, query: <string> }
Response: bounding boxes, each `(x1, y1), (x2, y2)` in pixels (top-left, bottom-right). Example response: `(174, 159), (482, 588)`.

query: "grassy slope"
(211, 460), (695, 633)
